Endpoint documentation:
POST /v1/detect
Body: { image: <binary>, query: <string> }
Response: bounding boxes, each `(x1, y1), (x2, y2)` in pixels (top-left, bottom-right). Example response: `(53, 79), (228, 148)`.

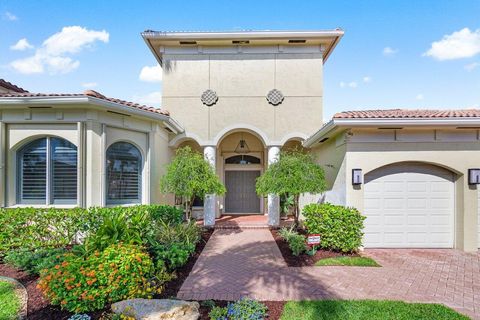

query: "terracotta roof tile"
(0, 79), (28, 93)
(0, 90), (169, 116)
(333, 109), (480, 119)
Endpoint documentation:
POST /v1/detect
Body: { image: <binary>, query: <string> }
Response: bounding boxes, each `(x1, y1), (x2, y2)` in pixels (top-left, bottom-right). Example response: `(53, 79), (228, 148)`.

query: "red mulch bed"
(198, 300), (285, 320)
(271, 229), (358, 267)
(0, 228), (214, 319)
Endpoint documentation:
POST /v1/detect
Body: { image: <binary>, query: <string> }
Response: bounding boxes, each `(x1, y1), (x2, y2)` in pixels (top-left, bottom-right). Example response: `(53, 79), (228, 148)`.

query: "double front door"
(224, 170), (261, 214)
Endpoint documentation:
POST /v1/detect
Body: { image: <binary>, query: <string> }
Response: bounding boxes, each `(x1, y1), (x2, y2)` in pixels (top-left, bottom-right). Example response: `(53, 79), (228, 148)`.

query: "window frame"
(105, 141), (143, 205)
(17, 137), (78, 205)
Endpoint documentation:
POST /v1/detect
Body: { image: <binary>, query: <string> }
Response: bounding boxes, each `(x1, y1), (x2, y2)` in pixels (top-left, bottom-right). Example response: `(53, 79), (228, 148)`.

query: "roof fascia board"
(304, 117), (480, 147)
(141, 30), (344, 41)
(334, 118), (480, 126)
(0, 96), (184, 132)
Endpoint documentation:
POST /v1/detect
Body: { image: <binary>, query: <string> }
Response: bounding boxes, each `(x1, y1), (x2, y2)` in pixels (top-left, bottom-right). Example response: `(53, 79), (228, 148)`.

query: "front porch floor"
(197, 214), (294, 229)
(178, 228), (480, 319)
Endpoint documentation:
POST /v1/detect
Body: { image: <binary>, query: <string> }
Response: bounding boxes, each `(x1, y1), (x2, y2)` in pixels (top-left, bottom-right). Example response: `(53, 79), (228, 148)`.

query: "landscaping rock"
(111, 298), (200, 320)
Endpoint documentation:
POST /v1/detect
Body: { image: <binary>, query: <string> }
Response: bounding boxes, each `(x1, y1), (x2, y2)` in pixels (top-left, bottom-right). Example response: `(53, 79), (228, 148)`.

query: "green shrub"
(3, 247), (67, 275)
(0, 207), (91, 253)
(145, 205), (184, 224)
(278, 227), (307, 256)
(303, 203), (365, 253)
(151, 220), (201, 270)
(153, 242), (195, 270)
(84, 205), (185, 253)
(209, 306), (228, 320)
(0, 205), (183, 255)
(83, 208), (150, 253)
(287, 233), (307, 256)
(38, 243), (163, 313)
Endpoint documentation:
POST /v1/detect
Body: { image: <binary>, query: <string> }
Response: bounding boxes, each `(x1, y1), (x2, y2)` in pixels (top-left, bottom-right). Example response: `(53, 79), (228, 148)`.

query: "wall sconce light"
(352, 168), (363, 185)
(468, 169), (480, 185)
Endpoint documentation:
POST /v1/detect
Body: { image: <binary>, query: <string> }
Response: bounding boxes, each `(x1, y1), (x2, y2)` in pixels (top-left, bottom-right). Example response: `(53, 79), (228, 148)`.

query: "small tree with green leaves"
(256, 150), (326, 225)
(161, 146), (226, 220)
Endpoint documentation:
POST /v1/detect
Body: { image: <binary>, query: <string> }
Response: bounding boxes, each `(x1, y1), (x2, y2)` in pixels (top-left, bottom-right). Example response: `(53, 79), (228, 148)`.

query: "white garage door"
(364, 163), (454, 248)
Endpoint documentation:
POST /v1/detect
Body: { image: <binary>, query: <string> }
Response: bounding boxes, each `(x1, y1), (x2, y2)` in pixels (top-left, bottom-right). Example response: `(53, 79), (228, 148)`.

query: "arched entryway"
(218, 131), (266, 215)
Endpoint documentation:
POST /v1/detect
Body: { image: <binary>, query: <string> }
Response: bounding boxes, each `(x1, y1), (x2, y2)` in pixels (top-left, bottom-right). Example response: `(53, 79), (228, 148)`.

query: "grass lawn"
(0, 280), (21, 320)
(280, 300), (469, 320)
(315, 256), (380, 267)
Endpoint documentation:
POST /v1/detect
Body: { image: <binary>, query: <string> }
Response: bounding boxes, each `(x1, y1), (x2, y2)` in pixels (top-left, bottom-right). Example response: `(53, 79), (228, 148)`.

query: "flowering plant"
(38, 243), (162, 313)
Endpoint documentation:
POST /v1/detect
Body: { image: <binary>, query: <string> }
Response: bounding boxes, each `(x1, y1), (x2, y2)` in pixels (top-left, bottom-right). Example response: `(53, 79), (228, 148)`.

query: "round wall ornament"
(266, 89), (284, 106)
(201, 89), (218, 106)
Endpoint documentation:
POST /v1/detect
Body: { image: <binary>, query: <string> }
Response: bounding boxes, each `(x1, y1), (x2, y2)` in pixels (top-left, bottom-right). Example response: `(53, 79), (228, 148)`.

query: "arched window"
(18, 137), (77, 204)
(106, 142), (142, 204)
(225, 155), (261, 164)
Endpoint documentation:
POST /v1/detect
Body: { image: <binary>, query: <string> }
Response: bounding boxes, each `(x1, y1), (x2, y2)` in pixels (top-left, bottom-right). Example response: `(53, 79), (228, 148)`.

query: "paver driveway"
(178, 229), (480, 319)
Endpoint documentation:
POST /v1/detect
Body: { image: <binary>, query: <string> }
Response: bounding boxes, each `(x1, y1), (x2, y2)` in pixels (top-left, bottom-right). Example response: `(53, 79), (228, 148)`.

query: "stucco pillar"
(267, 146), (281, 226)
(203, 146), (217, 226)
(0, 121), (5, 207)
(84, 121), (104, 207)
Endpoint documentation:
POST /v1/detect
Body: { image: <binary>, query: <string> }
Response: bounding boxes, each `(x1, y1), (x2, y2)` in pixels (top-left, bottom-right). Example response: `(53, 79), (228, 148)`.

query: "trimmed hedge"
(303, 203), (365, 253)
(0, 207), (92, 253)
(0, 205), (184, 254)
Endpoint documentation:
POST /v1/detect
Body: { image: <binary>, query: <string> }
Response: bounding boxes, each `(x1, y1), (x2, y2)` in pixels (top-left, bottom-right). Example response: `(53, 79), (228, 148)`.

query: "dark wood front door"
(224, 170), (261, 214)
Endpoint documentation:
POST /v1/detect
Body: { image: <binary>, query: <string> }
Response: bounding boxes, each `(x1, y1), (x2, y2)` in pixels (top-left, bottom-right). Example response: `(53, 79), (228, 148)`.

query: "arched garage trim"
(365, 161), (461, 178)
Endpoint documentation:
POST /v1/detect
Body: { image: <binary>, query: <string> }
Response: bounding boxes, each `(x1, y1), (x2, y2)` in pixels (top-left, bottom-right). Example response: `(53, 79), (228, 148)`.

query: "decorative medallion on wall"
(266, 89), (284, 106)
(201, 89), (218, 106)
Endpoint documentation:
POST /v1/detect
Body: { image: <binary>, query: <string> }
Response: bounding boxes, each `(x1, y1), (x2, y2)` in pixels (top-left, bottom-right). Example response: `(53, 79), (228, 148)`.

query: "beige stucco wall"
(306, 132), (347, 208)
(162, 46), (323, 146)
(0, 104), (174, 208)
(342, 128), (480, 251)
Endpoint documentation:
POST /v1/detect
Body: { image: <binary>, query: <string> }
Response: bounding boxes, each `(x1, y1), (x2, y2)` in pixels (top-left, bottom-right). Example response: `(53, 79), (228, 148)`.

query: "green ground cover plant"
(280, 300), (469, 320)
(0, 280), (21, 320)
(315, 256), (380, 267)
(209, 298), (268, 320)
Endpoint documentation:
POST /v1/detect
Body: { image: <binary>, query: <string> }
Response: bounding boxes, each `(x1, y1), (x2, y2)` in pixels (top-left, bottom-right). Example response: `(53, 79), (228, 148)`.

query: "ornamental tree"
(161, 146), (226, 219)
(256, 150), (326, 225)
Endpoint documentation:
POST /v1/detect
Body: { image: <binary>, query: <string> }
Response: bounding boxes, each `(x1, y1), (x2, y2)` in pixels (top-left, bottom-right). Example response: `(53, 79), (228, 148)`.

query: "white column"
(203, 145), (217, 226)
(0, 121), (5, 207)
(85, 121), (104, 207)
(267, 146), (281, 226)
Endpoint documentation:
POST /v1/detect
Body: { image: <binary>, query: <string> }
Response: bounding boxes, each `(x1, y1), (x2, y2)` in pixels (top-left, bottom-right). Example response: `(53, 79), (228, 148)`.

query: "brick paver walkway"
(178, 229), (480, 319)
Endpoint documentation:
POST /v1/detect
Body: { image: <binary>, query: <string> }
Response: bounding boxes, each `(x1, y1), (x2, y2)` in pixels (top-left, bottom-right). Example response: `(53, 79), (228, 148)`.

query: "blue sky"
(1, 0), (479, 119)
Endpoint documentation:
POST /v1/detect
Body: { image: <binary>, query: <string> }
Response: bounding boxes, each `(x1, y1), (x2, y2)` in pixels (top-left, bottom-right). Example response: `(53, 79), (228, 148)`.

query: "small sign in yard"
(307, 234), (321, 245)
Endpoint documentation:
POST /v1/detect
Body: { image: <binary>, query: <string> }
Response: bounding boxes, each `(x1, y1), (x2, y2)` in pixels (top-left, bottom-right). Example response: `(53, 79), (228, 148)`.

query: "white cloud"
(348, 81), (357, 88)
(3, 11), (17, 21)
(423, 28), (480, 60)
(363, 76), (372, 83)
(132, 91), (162, 106)
(10, 26), (109, 75)
(416, 94), (424, 100)
(340, 81), (358, 88)
(464, 62), (480, 71)
(81, 82), (98, 88)
(383, 47), (398, 56)
(10, 38), (33, 51)
(139, 64), (162, 82)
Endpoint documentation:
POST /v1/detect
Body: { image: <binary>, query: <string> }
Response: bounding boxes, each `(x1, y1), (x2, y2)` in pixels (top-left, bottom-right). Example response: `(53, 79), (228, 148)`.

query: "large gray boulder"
(111, 298), (200, 320)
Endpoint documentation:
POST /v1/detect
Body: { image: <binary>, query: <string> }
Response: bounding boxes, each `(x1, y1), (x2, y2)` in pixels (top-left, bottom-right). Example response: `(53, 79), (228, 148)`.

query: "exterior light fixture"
(352, 168), (363, 185)
(234, 133), (250, 154)
(468, 169), (480, 185)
